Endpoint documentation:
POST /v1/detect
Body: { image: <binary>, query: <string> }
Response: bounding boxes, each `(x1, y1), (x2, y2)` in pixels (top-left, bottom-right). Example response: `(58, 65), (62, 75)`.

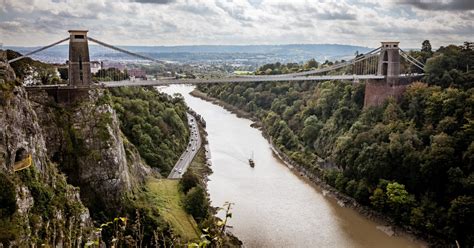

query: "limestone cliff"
(0, 54), (92, 246)
(0, 51), (152, 246)
(29, 89), (153, 213)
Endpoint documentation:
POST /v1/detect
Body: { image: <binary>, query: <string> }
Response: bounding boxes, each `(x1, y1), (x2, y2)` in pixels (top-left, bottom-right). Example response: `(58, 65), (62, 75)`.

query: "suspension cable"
(8, 37), (70, 63)
(246, 46), (382, 78)
(399, 51), (425, 71)
(87, 37), (163, 64)
(399, 49), (425, 68)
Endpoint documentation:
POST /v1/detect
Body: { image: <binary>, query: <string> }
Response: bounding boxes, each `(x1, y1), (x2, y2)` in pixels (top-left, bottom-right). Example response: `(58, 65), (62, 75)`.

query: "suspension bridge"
(8, 30), (425, 107)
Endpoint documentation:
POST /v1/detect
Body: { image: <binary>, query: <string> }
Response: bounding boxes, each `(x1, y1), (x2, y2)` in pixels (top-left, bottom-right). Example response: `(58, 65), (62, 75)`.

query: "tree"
(184, 186), (209, 221)
(301, 115), (323, 147)
(370, 188), (386, 210)
(386, 182), (412, 205)
(58, 67), (68, 80)
(180, 170), (200, 194)
(422, 40), (432, 53)
(448, 196), (474, 245)
(305, 59), (319, 69)
(385, 182), (415, 222)
(32, 66), (58, 85)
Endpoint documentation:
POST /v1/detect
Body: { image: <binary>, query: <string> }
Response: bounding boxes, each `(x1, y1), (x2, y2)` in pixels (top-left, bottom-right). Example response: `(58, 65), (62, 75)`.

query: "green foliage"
(0, 164), (90, 245)
(386, 182), (412, 205)
(370, 188), (386, 210)
(0, 218), (20, 245)
(184, 186), (209, 221)
(180, 169), (201, 194)
(93, 68), (129, 82)
(447, 196), (474, 244)
(323, 169), (340, 187)
(255, 58), (347, 75)
(188, 202), (241, 247)
(423, 43), (474, 89)
(110, 87), (189, 174)
(422, 40), (432, 53)
(58, 67), (68, 80)
(385, 182), (415, 222)
(0, 173), (17, 218)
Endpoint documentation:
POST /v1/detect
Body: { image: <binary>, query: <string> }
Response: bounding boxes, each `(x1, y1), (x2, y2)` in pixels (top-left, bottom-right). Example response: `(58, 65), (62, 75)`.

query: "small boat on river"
(249, 152), (255, 167)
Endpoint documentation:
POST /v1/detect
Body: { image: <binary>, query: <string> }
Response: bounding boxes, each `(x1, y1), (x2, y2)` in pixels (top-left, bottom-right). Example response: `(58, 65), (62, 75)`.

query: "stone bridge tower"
(378, 42), (400, 84)
(68, 30), (92, 86)
(364, 41), (406, 108)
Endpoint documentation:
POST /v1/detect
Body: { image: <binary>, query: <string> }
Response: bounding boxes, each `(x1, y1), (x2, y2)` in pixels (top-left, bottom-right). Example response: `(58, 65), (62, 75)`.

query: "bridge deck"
(24, 74), (424, 91)
(103, 74), (385, 88)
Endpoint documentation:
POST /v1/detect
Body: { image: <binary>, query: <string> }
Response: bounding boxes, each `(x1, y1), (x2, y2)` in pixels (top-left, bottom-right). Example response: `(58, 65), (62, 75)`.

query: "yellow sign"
(13, 154), (32, 172)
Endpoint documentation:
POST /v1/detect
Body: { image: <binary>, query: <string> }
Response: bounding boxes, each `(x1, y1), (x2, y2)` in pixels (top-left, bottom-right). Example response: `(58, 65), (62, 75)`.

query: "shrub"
(183, 186), (209, 221)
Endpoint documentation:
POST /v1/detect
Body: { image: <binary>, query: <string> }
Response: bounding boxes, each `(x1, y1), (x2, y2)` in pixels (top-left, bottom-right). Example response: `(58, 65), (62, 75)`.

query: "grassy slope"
(139, 119), (209, 242)
(145, 178), (200, 241)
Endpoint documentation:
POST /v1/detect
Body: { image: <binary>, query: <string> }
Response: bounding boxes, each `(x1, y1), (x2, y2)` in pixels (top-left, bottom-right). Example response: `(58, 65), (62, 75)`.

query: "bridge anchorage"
(11, 30), (425, 107)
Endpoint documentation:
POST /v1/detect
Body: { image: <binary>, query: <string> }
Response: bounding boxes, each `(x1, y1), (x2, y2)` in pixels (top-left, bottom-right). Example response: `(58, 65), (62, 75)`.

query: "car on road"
(192, 148), (195, 151)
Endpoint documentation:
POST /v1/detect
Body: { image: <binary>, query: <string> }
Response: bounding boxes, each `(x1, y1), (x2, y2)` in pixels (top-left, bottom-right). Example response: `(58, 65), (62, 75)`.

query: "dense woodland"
(198, 41), (474, 246)
(109, 87), (189, 175)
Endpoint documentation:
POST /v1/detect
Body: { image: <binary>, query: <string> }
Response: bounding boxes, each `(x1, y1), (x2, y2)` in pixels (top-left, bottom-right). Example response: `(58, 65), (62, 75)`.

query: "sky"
(0, 0), (472, 48)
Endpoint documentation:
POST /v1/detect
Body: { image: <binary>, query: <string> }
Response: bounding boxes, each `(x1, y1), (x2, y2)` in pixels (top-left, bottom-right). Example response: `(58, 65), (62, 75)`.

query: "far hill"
(5, 44), (372, 65)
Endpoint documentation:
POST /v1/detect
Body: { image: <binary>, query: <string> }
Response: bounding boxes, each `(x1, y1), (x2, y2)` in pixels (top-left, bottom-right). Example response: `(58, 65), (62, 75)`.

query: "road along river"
(159, 85), (424, 248)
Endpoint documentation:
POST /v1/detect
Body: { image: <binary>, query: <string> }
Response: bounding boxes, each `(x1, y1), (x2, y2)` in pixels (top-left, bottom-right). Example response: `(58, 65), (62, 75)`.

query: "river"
(159, 85), (424, 248)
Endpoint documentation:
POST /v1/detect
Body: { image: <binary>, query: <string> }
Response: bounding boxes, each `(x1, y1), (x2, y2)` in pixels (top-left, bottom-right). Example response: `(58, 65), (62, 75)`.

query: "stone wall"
(364, 80), (408, 108)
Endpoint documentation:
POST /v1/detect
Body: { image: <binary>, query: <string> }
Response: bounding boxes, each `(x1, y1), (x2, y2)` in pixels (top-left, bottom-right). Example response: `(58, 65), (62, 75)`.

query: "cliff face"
(28, 89), (153, 216)
(0, 83), (92, 246)
(0, 52), (151, 246)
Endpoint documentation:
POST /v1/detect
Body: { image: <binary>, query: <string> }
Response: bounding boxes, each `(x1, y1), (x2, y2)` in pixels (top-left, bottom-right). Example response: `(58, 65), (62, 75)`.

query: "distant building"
(127, 68), (146, 79)
(90, 61), (102, 74)
(103, 62), (126, 72)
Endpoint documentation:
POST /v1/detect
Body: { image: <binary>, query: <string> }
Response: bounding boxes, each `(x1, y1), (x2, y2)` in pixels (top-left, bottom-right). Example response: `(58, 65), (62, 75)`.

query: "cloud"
(317, 10), (357, 20)
(0, 0), (472, 48)
(131, 0), (175, 4)
(396, 0), (474, 11)
(0, 20), (24, 32)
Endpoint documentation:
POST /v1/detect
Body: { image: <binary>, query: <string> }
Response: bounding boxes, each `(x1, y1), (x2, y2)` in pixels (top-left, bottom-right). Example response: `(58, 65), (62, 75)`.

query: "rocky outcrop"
(29, 89), (152, 215)
(0, 51), (16, 84)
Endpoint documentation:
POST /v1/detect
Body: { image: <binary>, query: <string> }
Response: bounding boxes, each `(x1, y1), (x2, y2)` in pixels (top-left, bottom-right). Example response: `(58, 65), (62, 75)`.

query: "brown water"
(160, 85), (424, 248)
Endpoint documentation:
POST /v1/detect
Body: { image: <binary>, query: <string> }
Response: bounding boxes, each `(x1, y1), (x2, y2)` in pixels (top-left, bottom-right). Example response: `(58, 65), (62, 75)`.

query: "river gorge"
(160, 85), (423, 248)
